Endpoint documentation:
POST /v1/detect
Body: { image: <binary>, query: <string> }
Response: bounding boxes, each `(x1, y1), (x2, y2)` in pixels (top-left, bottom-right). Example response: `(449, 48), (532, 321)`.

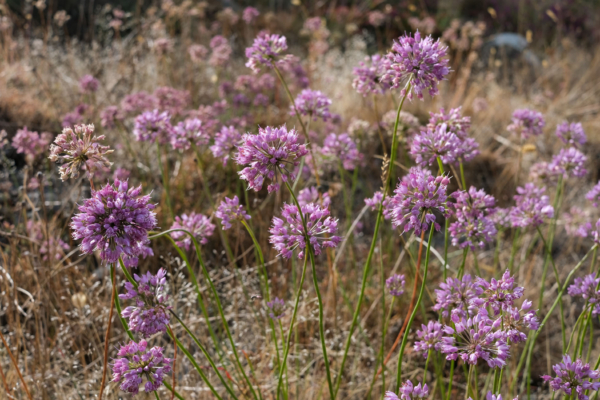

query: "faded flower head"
(242, 6), (260, 23)
(269, 203), (341, 259)
(529, 161), (559, 185)
(170, 212), (215, 250)
(414, 320), (443, 358)
(433, 274), (478, 318)
(79, 74), (99, 93)
(120, 268), (171, 337)
(352, 54), (393, 96)
(49, 124), (113, 181)
(71, 179), (156, 267)
(549, 147), (587, 179)
(133, 109), (172, 144)
(292, 89), (332, 121)
(298, 186), (331, 208)
(556, 121), (586, 146)
(245, 33), (290, 74)
(509, 183), (554, 228)
(111, 340), (172, 395)
(121, 92), (158, 115)
(211, 126), (242, 166)
(386, 274), (406, 296)
(12, 127), (52, 161)
(563, 206), (592, 238)
(542, 355), (600, 400)
(321, 133), (363, 170)
(100, 106), (124, 129)
(236, 125), (308, 192)
(154, 86), (190, 116)
(266, 297), (285, 320)
(215, 196), (251, 230)
(507, 109), (545, 139)
(384, 31), (450, 100)
(170, 118), (207, 150)
(188, 44), (208, 63)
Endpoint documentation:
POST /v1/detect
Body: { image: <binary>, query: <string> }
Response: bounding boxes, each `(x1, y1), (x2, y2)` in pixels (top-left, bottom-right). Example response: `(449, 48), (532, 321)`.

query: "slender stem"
(157, 140), (175, 220)
(380, 243), (386, 396)
(192, 144), (215, 208)
(0, 331), (33, 400)
(446, 360), (455, 399)
(98, 263), (117, 400)
(459, 162), (467, 189)
(443, 217), (450, 280)
(466, 365), (473, 400)
(458, 248), (468, 279)
(241, 220), (270, 300)
(508, 228), (520, 274)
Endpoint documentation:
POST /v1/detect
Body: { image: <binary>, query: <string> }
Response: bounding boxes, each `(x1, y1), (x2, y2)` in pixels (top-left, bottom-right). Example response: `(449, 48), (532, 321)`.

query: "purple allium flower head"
(292, 89), (332, 121)
(365, 191), (395, 220)
(507, 109), (545, 139)
(440, 310), (509, 368)
(410, 124), (460, 166)
(473, 270), (524, 315)
(154, 86), (190, 116)
(549, 147), (587, 179)
(556, 121), (586, 146)
(386, 274), (406, 296)
(499, 300), (539, 343)
(236, 126), (308, 193)
(568, 273), (600, 315)
(121, 91), (158, 115)
(541, 355), (600, 400)
(210, 126), (242, 166)
(269, 203), (341, 259)
(245, 33), (290, 74)
(71, 179), (156, 267)
(384, 31), (450, 101)
(529, 161), (559, 185)
(352, 54), (393, 96)
(188, 44), (208, 63)
(79, 74), (99, 93)
(242, 6), (260, 23)
(591, 219), (600, 247)
(384, 380), (429, 400)
(427, 107), (471, 139)
(389, 167), (450, 235)
(170, 118), (207, 151)
(449, 187), (497, 249)
(587, 181), (600, 207)
(321, 133), (363, 170)
(433, 274), (478, 318)
(266, 297), (285, 320)
(111, 339), (172, 395)
(12, 127), (52, 160)
(368, 11), (386, 27)
(170, 212), (215, 250)
(298, 186), (331, 208)
(564, 207), (592, 238)
(114, 167), (130, 181)
(490, 207), (512, 229)
(509, 183), (554, 228)
(215, 196), (251, 230)
(49, 124), (113, 181)
(119, 268), (171, 337)
(100, 106), (124, 129)
(133, 109), (172, 144)
(483, 392), (518, 400)
(414, 320), (443, 358)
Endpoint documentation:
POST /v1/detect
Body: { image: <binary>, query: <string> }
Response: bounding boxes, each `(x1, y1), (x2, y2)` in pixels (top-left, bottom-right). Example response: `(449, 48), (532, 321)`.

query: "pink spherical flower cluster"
(169, 212), (215, 250)
(188, 44), (208, 63)
(563, 206), (592, 238)
(245, 33), (290, 74)
(242, 6), (260, 23)
(549, 147), (587, 179)
(170, 118), (207, 151)
(215, 196), (251, 230)
(297, 186), (331, 207)
(133, 109), (172, 144)
(211, 126), (242, 166)
(292, 89), (332, 121)
(414, 320), (443, 358)
(269, 203), (341, 259)
(12, 127), (52, 161)
(473, 270), (525, 316)
(386, 274), (406, 296)
(100, 106), (124, 129)
(154, 86), (190, 116)
(542, 355), (600, 400)
(506, 108), (545, 139)
(352, 54), (393, 96)
(433, 274), (479, 318)
(267, 297), (285, 320)
(79, 74), (99, 93)
(448, 187), (497, 249)
(568, 273), (600, 315)
(509, 183), (554, 228)
(385, 380), (428, 400)
(556, 121), (586, 146)
(321, 133), (363, 170)
(236, 126), (308, 193)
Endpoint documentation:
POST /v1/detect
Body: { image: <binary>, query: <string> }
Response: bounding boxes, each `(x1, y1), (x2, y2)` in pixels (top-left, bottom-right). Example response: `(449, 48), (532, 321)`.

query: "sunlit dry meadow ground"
(1, 1), (600, 399)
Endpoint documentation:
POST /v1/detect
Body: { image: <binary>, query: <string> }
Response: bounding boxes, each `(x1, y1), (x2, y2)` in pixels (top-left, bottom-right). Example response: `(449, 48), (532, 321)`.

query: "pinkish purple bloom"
(49, 124), (113, 181)
(385, 380), (429, 400)
(414, 320), (443, 358)
(154, 86), (190, 116)
(210, 126), (242, 166)
(529, 161), (559, 184)
(507, 109), (545, 139)
(364, 191), (394, 220)
(509, 183), (554, 228)
(120, 268), (171, 337)
(121, 91), (158, 115)
(71, 179), (156, 267)
(386, 274), (406, 296)
(79, 74), (99, 93)
(245, 33), (290, 74)
(111, 339), (172, 395)
(170, 212), (215, 250)
(12, 127), (52, 161)
(556, 121), (586, 146)
(483, 392), (517, 400)
(433, 274), (478, 318)
(410, 124), (460, 166)
(352, 54), (393, 96)
(490, 207), (512, 229)
(100, 106), (124, 129)
(564, 207), (592, 238)
(242, 6), (260, 23)
(587, 181), (600, 207)
(427, 107), (471, 139)
(449, 187), (497, 249)
(384, 31), (450, 101)
(292, 89), (332, 121)
(542, 355), (600, 400)
(188, 44), (208, 63)
(321, 133), (363, 170)
(473, 270), (524, 315)
(215, 196), (251, 230)
(389, 167), (450, 235)
(269, 203), (341, 259)
(568, 273), (600, 315)
(236, 126), (308, 193)
(170, 118), (207, 150)
(298, 186), (331, 208)
(114, 168), (131, 181)
(266, 297), (285, 320)
(27, 221), (69, 261)
(499, 300), (539, 343)
(133, 109), (172, 144)
(549, 147), (587, 178)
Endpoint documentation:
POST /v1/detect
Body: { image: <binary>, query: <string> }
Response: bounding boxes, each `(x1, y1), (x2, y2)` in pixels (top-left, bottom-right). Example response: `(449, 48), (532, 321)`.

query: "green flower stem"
(459, 162), (467, 189)
(507, 228), (520, 274)
(338, 162), (353, 228)
(443, 218), (450, 280)
(395, 225), (434, 391)
(493, 229), (503, 276)
(276, 256), (309, 400)
(590, 247), (598, 274)
(446, 360), (455, 399)
(334, 80), (413, 398)
(191, 144), (215, 208)
(458, 248), (469, 279)
(156, 140), (174, 220)
(437, 157), (444, 175)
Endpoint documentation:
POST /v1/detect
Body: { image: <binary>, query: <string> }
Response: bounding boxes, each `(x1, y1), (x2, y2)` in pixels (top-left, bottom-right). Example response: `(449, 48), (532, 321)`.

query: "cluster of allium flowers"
(499, 300), (539, 343)
(62, 104), (89, 128)
(384, 31), (450, 100)
(188, 44), (208, 63)
(586, 181), (600, 207)
(48, 124), (113, 181)
(427, 107), (471, 138)
(154, 86), (190, 116)
(236, 126), (308, 193)
(440, 311), (509, 368)
(563, 207), (592, 238)
(449, 187), (497, 249)
(170, 118), (207, 150)
(170, 212), (215, 250)
(321, 133), (363, 170)
(529, 161), (559, 184)
(245, 33), (290, 73)
(298, 186), (331, 208)
(79, 74), (99, 93)
(111, 340), (172, 395)
(100, 106), (124, 129)
(352, 54), (393, 96)
(556, 121), (586, 146)
(365, 191), (394, 220)
(242, 6), (259, 23)
(568, 273), (600, 315)
(549, 147), (587, 178)
(490, 207), (512, 229)
(433, 274), (478, 317)
(509, 183), (554, 228)
(120, 269), (171, 337)
(389, 167), (450, 235)
(385, 380), (429, 400)
(506, 108), (545, 139)
(410, 124), (460, 166)
(381, 110), (421, 137)
(266, 297), (285, 320)
(269, 203), (341, 259)
(215, 196), (251, 230)
(542, 355), (600, 400)
(210, 126), (242, 166)
(12, 127), (52, 160)
(153, 38), (173, 55)
(414, 321), (443, 358)
(473, 270), (524, 315)
(71, 179), (156, 267)
(367, 10), (386, 27)
(386, 274), (406, 296)
(114, 168), (130, 181)
(133, 110), (172, 144)
(292, 89), (332, 121)
(121, 91), (158, 115)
